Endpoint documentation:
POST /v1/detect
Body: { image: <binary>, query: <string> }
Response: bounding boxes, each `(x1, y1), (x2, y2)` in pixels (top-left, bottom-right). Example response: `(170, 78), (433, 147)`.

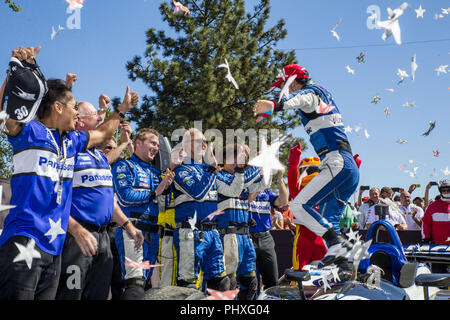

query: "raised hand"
(120, 85), (139, 111)
(65, 73), (78, 89)
(98, 94), (111, 113)
(253, 100), (274, 119)
(12, 45), (41, 63)
(119, 121), (132, 143)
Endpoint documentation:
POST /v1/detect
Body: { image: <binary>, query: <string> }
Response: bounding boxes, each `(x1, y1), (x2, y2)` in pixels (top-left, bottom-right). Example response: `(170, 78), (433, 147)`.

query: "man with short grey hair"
(398, 191), (423, 230)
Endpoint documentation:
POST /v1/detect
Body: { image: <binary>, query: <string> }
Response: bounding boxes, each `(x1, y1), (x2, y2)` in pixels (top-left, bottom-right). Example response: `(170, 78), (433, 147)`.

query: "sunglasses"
(58, 100), (79, 112)
(300, 166), (319, 175)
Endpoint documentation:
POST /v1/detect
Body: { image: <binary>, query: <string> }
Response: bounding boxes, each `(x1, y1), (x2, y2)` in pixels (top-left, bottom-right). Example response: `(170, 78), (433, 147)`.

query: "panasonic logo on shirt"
(81, 174), (113, 183)
(13, 149), (75, 181)
(73, 167), (113, 189)
(38, 157), (75, 171)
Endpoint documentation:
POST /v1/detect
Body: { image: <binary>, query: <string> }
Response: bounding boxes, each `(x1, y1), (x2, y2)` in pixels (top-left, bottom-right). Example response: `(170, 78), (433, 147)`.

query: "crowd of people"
(272, 183), (447, 234)
(0, 46), (448, 301)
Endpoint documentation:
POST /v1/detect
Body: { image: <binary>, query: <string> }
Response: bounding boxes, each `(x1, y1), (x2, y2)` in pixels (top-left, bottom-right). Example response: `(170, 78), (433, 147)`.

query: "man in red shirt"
(421, 180), (450, 273)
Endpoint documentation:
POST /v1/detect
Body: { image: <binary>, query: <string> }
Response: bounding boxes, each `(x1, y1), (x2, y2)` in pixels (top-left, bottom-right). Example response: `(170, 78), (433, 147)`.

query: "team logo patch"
(117, 174), (126, 179)
(116, 165), (127, 173)
(78, 155), (91, 161)
(178, 171), (189, 178)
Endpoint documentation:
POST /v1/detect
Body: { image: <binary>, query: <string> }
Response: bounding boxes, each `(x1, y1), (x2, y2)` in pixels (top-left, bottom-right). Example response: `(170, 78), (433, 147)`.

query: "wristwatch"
(114, 107), (126, 119)
(121, 219), (131, 229)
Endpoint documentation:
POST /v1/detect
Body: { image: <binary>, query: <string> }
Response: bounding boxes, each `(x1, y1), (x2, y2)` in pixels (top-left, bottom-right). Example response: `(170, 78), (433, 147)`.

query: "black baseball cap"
(1, 57), (47, 123)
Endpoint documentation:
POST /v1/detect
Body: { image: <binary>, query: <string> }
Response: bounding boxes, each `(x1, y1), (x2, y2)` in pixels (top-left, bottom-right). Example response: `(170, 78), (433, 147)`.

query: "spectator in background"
(380, 187), (393, 200)
(357, 187), (380, 230)
(421, 180), (450, 273)
(379, 186), (406, 222)
(424, 181), (439, 209)
(339, 202), (359, 232)
(357, 186), (370, 208)
(362, 196), (370, 203)
(408, 183), (420, 195)
(413, 197), (425, 210)
(270, 208), (283, 230)
(365, 203), (408, 231)
(398, 191), (424, 231)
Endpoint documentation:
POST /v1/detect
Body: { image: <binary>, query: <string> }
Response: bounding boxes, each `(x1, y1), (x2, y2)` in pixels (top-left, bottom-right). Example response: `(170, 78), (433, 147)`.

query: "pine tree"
(0, 132), (12, 179)
(126, 0), (306, 162)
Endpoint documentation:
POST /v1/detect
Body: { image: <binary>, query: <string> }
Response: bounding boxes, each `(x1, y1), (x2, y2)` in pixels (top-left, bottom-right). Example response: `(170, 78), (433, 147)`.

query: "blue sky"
(0, 0), (448, 200)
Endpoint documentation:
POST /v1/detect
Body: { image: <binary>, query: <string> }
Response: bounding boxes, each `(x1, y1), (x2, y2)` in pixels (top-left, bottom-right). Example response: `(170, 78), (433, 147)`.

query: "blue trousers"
(291, 150), (359, 242)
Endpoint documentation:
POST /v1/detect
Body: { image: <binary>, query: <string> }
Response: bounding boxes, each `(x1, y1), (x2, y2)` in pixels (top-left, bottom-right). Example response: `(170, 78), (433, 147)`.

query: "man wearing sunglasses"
(55, 101), (143, 300)
(172, 128), (230, 292)
(0, 45), (138, 300)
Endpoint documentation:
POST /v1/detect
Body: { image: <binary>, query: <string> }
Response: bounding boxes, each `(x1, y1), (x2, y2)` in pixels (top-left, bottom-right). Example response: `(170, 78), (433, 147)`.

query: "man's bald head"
(182, 128), (206, 162)
(75, 101), (102, 131)
(400, 191), (411, 206)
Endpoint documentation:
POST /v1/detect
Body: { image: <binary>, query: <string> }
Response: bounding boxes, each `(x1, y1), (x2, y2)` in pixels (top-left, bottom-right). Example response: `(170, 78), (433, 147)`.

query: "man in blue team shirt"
(0, 46), (138, 300)
(55, 101), (143, 300)
(215, 143), (269, 300)
(249, 169), (289, 291)
(172, 128), (230, 291)
(112, 128), (174, 300)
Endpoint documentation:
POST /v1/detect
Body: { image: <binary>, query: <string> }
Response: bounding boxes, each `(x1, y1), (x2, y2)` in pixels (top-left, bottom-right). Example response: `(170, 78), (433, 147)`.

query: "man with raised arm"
(253, 64), (359, 274)
(0, 46), (138, 300)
